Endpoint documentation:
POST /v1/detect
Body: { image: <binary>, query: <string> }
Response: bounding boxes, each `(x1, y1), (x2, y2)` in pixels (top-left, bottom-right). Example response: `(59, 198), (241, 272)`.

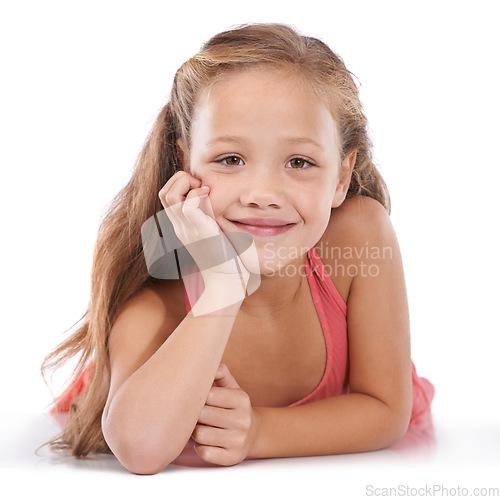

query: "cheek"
(303, 187), (334, 230)
(205, 192), (223, 219)
(199, 171), (234, 194)
(301, 182), (334, 213)
(190, 167), (220, 185)
(310, 201), (332, 228)
(202, 175), (233, 216)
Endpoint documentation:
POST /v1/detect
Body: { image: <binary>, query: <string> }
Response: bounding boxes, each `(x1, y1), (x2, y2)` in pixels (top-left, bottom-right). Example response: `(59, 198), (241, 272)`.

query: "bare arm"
(103, 172), (254, 474)
(102, 285), (241, 475)
(250, 393), (407, 458)
(250, 196), (412, 458)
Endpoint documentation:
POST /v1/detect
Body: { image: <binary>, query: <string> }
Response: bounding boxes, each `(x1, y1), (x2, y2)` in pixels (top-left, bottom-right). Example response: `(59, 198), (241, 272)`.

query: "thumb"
(213, 363), (240, 389)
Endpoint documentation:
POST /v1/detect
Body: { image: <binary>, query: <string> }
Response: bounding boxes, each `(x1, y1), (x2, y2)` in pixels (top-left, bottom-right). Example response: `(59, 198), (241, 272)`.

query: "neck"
(239, 254), (309, 318)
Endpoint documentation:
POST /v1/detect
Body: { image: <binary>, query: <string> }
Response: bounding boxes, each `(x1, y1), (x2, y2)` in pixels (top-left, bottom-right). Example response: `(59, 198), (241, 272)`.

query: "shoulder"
(108, 278), (187, 351)
(315, 196), (399, 303)
(106, 280), (186, 403)
(320, 195), (395, 254)
(111, 279), (186, 334)
(331, 195), (391, 235)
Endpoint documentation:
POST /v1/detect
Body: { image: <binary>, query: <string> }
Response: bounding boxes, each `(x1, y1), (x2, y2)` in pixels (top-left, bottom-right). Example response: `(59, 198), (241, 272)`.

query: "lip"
(229, 218), (297, 237)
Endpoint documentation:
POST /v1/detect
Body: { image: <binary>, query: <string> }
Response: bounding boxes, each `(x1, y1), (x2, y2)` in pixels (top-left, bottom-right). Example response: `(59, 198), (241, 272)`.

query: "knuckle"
(192, 426), (202, 441)
(194, 443), (206, 458)
(173, 170), (186, 180)
(233, 433), (246, 449)
(238, 391), (251, 406)
(161, 193), (171, 207)
(198, 425), (209, 440)
(237, 413), (251, 431)
(244, 415), (252, 430)
(182, 201), (197, 217)
(198, 446), (212, 462)
(199, 406), (207, 420)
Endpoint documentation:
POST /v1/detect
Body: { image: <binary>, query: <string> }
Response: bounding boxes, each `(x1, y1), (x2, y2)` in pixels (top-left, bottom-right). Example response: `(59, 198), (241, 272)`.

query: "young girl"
(41, 22), (434, 473)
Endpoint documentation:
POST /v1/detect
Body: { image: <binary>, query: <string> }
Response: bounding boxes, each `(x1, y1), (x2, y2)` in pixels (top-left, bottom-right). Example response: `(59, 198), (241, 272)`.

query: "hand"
(158, 171), (228, 269)
(191, 363), (262, 466)
(158, 171), (260, 314)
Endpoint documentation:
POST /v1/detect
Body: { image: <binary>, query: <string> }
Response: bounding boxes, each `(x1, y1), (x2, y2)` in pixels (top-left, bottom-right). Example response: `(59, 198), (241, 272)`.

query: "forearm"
(250, 393), (411, 459)
(102, 292), (241, 472)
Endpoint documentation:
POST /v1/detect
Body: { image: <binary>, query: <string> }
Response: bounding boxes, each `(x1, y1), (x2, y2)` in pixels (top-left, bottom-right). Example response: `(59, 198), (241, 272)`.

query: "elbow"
(383, 405), (412, 448)
(102, 416), (179, 475)
(108, 436), (178, 475)
(117, 447), (174, 476)
(381, 384), (413, 448)
(387, 416), (410, 447)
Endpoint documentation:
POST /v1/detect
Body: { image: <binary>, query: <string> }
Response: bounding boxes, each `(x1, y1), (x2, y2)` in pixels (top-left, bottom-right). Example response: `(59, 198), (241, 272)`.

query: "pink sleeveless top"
(182, 247), (434, 420)
(295, 248), (435, 422)
(50, 248), (434, 424)
(301, 247), (435, 422)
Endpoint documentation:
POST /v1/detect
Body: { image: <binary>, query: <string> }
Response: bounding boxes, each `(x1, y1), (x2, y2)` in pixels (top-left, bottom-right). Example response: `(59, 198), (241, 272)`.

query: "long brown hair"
(40, 22), (391, 458)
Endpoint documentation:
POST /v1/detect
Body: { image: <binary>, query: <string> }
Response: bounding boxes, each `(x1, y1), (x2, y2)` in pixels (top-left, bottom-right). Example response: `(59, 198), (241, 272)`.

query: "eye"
(216, 155), (244, 167)
(286, 157), (316, 169)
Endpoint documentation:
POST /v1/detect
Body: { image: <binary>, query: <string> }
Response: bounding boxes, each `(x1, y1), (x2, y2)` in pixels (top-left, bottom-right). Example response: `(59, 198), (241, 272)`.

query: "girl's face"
(177, 67), (354, 274)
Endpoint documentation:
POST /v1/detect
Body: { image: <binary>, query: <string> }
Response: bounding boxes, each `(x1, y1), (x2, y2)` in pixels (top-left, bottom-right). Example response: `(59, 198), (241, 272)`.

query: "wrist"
(200, 258), (249, 286)
(189, 279), (245, 317)
(247, 407), (265, 460)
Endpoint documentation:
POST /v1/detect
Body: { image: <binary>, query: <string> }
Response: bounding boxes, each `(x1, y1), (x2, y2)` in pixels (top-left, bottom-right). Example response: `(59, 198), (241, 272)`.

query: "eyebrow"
(206, 135), (324, 150)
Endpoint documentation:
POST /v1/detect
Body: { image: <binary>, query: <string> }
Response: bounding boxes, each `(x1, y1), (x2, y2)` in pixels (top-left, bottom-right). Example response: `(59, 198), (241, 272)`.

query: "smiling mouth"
(229, 219), (296, 237)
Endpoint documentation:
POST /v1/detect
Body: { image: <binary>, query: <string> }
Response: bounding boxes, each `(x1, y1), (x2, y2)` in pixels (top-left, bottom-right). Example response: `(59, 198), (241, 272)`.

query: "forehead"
(191, 67), (339, 150)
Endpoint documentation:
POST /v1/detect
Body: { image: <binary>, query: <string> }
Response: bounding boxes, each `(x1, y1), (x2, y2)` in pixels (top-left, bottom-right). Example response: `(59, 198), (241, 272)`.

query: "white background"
(1, 0), (499, 496)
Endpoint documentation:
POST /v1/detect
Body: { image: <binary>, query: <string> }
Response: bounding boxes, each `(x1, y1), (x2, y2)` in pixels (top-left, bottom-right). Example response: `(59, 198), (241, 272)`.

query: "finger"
(198, 191), (217, 219)
(160, 176), (204, 233)
(158, 171), (187, 204)
(158, 171), (200, 202)
(197, 404), (230, 428)
(161, 199), (186, 240)
(182, 188), (224, 241)
(192, 423), (228, 447)
(193, 443), (236, 466)
(206, 386), (240, 409)
(159, 172), (202, 207)
(182, 186), (210, 222)
(213, 363), (240, 389)
(163, 175), (203, 207)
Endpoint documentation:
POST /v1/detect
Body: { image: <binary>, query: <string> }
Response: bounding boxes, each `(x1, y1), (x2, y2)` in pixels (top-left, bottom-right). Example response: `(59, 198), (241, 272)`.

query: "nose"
(239, 167), (285, 209)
